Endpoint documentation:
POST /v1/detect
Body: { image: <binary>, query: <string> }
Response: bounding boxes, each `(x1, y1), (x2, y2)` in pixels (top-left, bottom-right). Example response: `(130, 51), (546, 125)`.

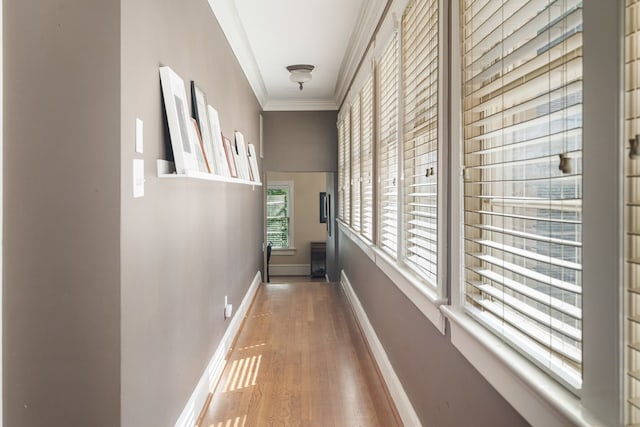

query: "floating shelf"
(156, 160), (262, 187)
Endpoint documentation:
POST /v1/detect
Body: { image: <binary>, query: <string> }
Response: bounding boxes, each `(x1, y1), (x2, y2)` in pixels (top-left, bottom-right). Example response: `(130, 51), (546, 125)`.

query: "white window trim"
(446, 1), (623, 426)
(266, 180), (294, 250)
(441, 306), (601, 427)
(271, 248), (296, 256)
(338, 0), (623, 425)
(338, 219), (446, 333)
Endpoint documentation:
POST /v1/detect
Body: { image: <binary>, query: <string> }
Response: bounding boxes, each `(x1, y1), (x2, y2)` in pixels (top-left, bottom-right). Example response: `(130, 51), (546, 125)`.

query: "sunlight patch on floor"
(209, 414), (246, 427)
(223, 355), (262, 392)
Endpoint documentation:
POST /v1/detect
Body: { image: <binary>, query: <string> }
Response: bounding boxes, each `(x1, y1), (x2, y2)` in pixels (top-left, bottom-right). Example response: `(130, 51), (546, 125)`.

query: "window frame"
(376, 32), (401, 259)
(336, 0), (624, 424)
(338, 0), (448, 332)
(445, 1), (623, 425)
(399, 0), (448, 300)
(266, 180), (295, 253)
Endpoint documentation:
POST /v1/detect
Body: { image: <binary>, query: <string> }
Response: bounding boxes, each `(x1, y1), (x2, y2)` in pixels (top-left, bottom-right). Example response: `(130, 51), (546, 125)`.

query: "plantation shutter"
(626, 0), (640, 423)
(361, 75), (375, 241)
(461, 0), (584, 389)
(378, 34), (400, 258)
(402, 0), (439, 285)
(351, 98), (362, 232)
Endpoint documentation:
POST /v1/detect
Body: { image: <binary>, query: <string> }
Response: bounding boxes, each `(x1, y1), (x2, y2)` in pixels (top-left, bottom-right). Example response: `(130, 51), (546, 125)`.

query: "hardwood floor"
(198, 280), (402, 427)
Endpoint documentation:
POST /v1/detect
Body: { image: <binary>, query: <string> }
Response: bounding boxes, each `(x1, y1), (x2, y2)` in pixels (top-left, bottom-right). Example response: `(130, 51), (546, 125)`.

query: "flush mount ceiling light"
(286, 64), (314, 91)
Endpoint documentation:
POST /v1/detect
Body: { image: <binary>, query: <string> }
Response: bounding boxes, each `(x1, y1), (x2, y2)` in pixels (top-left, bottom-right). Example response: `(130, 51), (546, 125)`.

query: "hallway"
(198, 279), (401, 427)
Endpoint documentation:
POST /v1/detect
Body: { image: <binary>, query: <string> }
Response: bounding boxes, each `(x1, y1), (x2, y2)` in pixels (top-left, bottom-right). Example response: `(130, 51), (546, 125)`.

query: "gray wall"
(4, 0), (262, 426)
(263, 111), (338, 172)
(120, 0), (263, 426)
(339, 233), (529, 427)
(4, 0), (122, 425)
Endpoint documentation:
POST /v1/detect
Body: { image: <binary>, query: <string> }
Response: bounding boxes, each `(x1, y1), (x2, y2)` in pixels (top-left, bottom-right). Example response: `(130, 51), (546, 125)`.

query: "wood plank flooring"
(198, 280), (402, 427)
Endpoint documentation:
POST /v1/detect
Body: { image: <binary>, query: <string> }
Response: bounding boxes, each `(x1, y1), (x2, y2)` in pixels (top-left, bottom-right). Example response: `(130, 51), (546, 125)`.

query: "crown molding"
(263, 99), (338, 112)
(207, 0), (268, 108)
(333, 0), (388, 108)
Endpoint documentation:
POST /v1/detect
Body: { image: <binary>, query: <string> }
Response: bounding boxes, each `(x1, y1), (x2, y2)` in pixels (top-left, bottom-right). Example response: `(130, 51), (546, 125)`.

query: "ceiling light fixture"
(286, 64), (314, 91)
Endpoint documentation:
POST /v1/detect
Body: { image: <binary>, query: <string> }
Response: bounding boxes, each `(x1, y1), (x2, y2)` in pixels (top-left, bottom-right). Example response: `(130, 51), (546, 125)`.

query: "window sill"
(271, 248), (296, 256)
(440, 306), (601, 427)
(337, 220), (446, 334)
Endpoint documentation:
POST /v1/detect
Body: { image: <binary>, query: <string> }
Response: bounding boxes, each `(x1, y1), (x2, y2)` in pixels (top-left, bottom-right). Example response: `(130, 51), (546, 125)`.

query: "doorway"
(264, 172), (330, 282)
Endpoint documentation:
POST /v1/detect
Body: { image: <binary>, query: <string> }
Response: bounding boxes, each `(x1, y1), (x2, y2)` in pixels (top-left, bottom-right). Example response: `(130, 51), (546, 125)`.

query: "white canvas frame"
(247, 143), (261, 183)
(159, 66), (199, 174)
(233, 131), (251, 181)
(191, 82), (216, 173)
(207, 106), (230, 177)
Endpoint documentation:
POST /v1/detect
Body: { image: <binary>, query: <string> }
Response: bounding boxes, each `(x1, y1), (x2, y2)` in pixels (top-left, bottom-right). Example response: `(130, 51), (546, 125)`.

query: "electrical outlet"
(223, 296), (232, 319)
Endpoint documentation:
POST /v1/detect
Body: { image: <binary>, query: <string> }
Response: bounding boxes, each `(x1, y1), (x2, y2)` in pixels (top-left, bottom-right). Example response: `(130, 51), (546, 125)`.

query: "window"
(378, 33), (400, 258)
(460, 0), (584, 390)
(402, 0), (440, 286)
(266, 182), (293, 249)
(626, 0), (640, 423)
(361, 76), (375, 241)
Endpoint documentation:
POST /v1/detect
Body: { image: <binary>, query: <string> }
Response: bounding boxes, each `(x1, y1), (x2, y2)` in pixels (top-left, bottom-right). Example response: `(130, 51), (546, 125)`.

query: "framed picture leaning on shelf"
(189, 118), (210, 173)
(190, 81), (216, 174)
(223, 135), (238, 178)
(159, 66), (199, 174)
(207, 106), (231, 177)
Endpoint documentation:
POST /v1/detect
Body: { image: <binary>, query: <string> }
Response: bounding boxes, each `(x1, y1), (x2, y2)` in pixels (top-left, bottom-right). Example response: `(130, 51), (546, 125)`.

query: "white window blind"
(361, 75), (375, 241)
(351, 99), (362, 232)
(402, 0), (439, 285)
(266, 185), (292, 249)
(338, 118), (346, 221)
(344, 111), (352, 224)
(626, 0), (640, 423)
(461, 0), (584, 390)
(378, 34), (400, 258)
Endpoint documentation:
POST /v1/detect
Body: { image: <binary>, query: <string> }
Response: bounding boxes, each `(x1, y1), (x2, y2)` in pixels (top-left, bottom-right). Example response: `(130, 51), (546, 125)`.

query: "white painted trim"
(267, 180), (295, 249)
(271, 248), (296, 256)
(206, 0), (267, 108)
(372, 247), (446, 333)
(0, 0), (4, 422)
(262, 99), (338, 112)
(335, 0), (388, 107)
(337, 220), (375, 262)
(173, 271), (262, 427)
(441, 306), (603, 427)
(337, 220), (446, 333)
(269, 264), (310, 277)
(340, 271), (422, 427)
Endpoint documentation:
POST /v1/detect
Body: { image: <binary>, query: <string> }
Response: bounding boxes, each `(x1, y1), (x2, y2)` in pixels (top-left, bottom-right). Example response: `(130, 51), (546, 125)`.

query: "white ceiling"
(208, 0), (388, 111)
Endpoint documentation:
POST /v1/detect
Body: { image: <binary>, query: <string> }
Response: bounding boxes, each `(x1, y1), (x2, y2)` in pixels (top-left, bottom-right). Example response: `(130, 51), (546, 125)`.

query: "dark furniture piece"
(310, 241), (326, 278)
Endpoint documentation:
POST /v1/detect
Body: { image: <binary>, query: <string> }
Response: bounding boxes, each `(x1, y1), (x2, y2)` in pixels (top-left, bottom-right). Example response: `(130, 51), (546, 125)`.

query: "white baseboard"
(340, 270), (422, 427)
(174, 271), (262, 427)
(269, 264), (309, 276)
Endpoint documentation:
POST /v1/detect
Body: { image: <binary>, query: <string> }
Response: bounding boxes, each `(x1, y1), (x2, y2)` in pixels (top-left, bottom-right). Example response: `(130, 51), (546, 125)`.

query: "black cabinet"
(310, 241), (326, 278)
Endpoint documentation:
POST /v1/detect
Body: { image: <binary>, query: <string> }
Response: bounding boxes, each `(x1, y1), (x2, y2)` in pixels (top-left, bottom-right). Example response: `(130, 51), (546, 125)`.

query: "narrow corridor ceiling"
(208, 0), (388, 111)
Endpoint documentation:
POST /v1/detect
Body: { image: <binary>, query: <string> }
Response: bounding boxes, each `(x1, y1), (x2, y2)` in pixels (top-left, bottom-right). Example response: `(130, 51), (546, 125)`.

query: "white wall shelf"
(156, 159), (262, 187)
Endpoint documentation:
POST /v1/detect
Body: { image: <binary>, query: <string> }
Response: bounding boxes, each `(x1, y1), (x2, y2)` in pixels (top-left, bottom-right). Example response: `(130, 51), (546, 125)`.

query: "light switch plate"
(135, 118), (144, 153)
(133, 159), (144, 198)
